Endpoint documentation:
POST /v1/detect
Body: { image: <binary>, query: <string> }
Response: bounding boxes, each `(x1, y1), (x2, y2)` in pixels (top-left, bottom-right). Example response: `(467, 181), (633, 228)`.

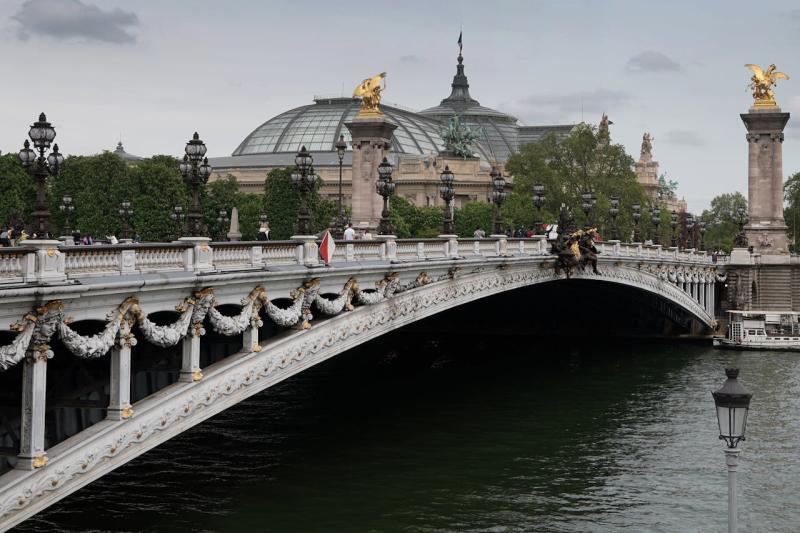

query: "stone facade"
(741, 107), (791, 254)
(633, 133), (687, 213)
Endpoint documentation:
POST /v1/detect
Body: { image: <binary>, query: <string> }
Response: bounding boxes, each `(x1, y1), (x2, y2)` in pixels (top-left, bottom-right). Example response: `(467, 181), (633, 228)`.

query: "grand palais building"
(208, 51), (574, 210)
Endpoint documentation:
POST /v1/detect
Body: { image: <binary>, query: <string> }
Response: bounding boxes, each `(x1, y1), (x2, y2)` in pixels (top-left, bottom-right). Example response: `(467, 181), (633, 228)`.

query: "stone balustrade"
(0, 237), (714, 286)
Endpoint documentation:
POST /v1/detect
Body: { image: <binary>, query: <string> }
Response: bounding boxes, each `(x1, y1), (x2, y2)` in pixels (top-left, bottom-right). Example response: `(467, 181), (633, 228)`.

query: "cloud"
(400, 55), (423, 63)
(626, 51), (682, 73)
(659, 129), (707, 147)
(499, 89), (634, 124)
(11, 0), (140, 44)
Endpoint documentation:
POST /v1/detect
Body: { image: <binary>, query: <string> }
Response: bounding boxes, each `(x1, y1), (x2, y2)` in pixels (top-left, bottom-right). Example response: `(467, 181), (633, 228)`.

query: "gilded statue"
(353, 72), (386, 117)
(745, 64), (789, 107)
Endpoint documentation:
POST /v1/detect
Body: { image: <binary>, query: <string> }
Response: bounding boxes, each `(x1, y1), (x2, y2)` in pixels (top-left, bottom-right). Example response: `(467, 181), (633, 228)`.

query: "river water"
(14, 333), (800, 532)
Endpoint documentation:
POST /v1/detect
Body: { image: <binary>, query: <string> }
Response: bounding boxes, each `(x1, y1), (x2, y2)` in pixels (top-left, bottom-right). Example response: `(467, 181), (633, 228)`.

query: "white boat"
(713, 310), (800, 351)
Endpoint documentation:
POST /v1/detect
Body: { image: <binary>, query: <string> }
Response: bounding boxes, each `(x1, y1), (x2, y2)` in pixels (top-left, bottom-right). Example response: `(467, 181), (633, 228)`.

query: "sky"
(2, 0), (800, 212)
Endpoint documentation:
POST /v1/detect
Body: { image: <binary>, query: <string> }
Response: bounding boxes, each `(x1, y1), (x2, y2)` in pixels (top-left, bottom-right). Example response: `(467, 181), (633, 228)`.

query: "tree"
(0, 154), (35, 229)
(455, 201), (493, 236)
(127, 155), (188, 242)
(263, 168), (331, 240)
(700, 192), (747, 252)
(504, 123), (649, 240)
(785, 172), (800, 247)
(389, 196), (441, 238)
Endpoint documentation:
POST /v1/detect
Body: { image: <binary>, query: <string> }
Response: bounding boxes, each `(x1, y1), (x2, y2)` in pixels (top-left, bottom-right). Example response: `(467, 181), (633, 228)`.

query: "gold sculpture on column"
(745, 64), (789, 107)
(353, 72), (386, 117)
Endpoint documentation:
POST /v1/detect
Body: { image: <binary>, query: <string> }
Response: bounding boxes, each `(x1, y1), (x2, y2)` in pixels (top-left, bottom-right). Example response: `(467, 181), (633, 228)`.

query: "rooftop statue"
(353, 72), (386, 118)
(745, 64), (789, 108)
(598, 113), (612, 144)
(640, 132), (653, 161)
(441, 114), (482, 158)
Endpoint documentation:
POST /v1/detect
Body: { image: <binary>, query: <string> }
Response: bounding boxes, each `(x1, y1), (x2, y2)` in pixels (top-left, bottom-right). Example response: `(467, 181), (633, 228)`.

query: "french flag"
(319, 230), (335, 265)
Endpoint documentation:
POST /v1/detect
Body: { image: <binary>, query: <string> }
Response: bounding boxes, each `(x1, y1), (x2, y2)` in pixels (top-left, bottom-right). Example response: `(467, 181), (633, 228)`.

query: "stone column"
(179, 330), (203, 383)
(17, 354), (49, 470)
(107, 323), (135, 420)
(243, 323), (260, 354)
(345, 117), (397, 231)
(741, 108), (790, 254)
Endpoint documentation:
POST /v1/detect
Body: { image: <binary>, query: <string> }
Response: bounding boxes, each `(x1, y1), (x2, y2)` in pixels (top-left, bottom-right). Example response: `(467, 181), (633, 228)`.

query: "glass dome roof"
(232, 97), (493, 161)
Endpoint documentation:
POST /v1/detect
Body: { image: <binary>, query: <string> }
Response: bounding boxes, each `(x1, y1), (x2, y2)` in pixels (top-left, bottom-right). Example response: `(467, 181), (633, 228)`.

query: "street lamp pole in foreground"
(712, 368), (753, 533)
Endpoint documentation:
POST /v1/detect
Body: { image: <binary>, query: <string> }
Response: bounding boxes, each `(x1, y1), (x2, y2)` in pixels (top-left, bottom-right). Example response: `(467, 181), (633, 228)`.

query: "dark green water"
(14, 334), (800, 532)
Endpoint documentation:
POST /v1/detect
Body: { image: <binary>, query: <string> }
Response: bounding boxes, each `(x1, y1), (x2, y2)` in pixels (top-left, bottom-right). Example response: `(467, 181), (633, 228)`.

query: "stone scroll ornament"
(0, 272), (433, 371)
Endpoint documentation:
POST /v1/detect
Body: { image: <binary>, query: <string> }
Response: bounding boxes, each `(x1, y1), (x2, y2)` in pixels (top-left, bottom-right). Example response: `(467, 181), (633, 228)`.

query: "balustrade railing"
(0, 236), (716, 286)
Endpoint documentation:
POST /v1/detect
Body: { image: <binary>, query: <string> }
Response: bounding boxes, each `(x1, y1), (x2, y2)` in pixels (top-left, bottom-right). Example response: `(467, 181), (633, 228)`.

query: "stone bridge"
(0, 235), (721, 529)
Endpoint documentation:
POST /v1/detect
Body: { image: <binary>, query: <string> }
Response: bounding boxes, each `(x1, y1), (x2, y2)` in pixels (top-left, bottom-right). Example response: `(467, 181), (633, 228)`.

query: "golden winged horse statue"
(353, 72), (386, 117)
(745, 64), (789, 107)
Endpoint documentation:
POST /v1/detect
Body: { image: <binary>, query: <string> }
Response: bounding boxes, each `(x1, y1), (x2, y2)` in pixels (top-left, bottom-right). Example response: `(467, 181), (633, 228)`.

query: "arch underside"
(0, 263), (712, 529)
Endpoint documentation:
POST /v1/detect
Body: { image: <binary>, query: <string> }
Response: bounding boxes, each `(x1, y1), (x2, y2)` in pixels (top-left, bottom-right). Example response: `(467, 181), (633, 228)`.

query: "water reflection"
(14, 335), (800, 532)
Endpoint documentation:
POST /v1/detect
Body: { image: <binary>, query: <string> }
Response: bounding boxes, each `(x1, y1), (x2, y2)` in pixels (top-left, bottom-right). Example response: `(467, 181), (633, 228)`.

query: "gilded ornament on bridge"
(353, 72), (386, 118)
(745, 64), (789, 107)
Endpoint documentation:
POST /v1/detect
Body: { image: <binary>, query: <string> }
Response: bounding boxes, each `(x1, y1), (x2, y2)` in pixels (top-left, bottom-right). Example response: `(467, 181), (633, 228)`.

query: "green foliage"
(0, 154), (35, 228)
(455, 201), (493, 236)
(389, 196), (441, 238)
(658, 173), (679, 200)
(120, 156), (188, 242)
(263, 168), (301, 240)
(504, 123), (650, 240)
(51, 152), (130, 238)
(700, 192), (747, 252)
(785, 172), (800, 247)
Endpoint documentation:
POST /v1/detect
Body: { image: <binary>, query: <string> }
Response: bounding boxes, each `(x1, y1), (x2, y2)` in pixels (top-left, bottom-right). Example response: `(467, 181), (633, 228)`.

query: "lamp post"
(376, 157), (395, 235)
(651, 205), (661, 245)
(699, 221), (707, 251)
(58, 195), (75, 239)
(216, 209), (229, 241)
(609, 195), (620, 241)
(178, 132), (212, 238)
(334, 134), (348, 238)
(532, 183), (545, 234)
(670, 210), (678, 247)
(118, 201), (134, 241)
(632, 203), (641, 243)
(19, 113), (63, 238)
(490, 166), (507, 235)
(734, 206), (748, 247)
(712, 368), (753, 533)
(687, 213), (696, 249)
(581, 190), (596, 226)
(170, 205), (186, 240)
(291, 146), (318, 236)
(439, 165), (455, 235)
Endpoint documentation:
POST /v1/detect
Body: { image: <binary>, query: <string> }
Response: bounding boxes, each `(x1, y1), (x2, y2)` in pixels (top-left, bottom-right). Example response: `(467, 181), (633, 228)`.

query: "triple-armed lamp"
(581, 190), (597, 224)
(334, 134), (348, 238)
(178, 132), (212, 238)
(376, 157), (395, 235)
(439, 165), (455, 235)
(533, 183), (546, 234)
(609, 195), (620, 241)
(651, 205), (661, 245)
(632, 203), (641, 243)
(687, 213), (696, 249)
(19, 113), (63, 237)
(216, 209), (230, 241)
(170, 205), (186, 239)
(59, 195), (75, 238)
(119, 201), (134, 241)
(490, 166), (506, 235)
(670, 210), (679, 247)
(291, 146), (318, 236)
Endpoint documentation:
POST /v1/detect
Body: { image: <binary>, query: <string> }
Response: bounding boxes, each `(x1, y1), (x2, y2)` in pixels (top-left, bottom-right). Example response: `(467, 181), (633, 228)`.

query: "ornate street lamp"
(170, 205), (186, 239)
(651, 205), (661, 245)
(216, 209), (230, 241)
(490, 166), (507, 235)
(291, 146), (318, 236)
(439, 165), (455, 235)
(733, 206), (748, 247)
(259, 213), (269, 227)
(687, 213), (696, 249)
(699, 221), (707, 251)
(19, 113), (62, 237)
(375, 157), (396, 235)
(712, 368), (753, 533)
(118, 201), (134, 241)
(670, 210), (679, 247)
(178, 132), (212, 238)
(632, 203), (641, 243)
(334, 134), (348, 238)
(581, 190), (596, 225)
(609, 195), (620, 241)
(59, 195), (75, 238)
(532, 183), (546, 234)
